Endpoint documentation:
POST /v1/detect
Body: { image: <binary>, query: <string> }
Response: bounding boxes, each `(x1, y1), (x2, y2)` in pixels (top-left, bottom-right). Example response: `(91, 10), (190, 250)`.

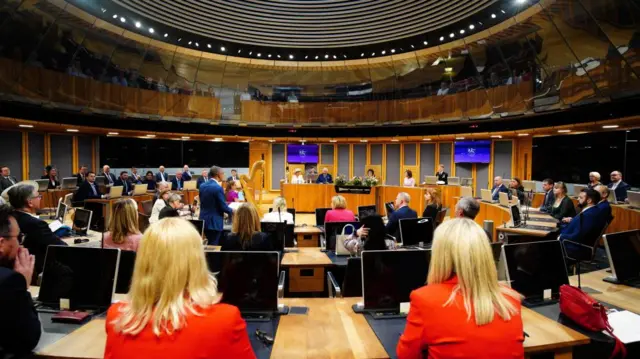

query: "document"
(48, 219), (63, 233)
(605, 310), (640, 343)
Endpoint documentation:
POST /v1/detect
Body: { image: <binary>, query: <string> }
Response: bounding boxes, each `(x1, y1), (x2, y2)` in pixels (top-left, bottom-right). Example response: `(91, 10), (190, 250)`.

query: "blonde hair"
(111, 218), (219, 336)
(232, 203), (261, 249)
(109, 199), (140, 244)
(427, 218), (520, 325)
(425, 188), (441, 207)
(589, 172), (601, 181)
(331, 195), (347, 209)
(272, 196), (287, 211)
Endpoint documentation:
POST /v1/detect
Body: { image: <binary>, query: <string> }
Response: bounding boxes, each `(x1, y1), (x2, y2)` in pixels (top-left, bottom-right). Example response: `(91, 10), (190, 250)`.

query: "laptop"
(603, 230), (640, 286)
(424, 175), (437, 185)
(608, 190), (617, 204)
(132, 184), (147, 195)
(72, 208), (93, 236)
(55, 200), (68, 222)
(510, 204), (557, 232)
(37, 246), (121, 311)
(357, 205), (377, 220)
(324, 221), (362, 252)
(481, 189), (496, 203)
(522, 180), (536, 192)
(499, 192), (511, 207)
(460, 186), (473, 198)
(35, 179), (49, 191)
(109, 186), (123, 199)
(61, 177), (77, 190)
(361, 249), (431, 317)
(503, 240), (569, 307)
(315, 207), (331, 229)
(461, 178), (473, 187)
(627, 191), (640, 209)
(205, 251), (281, 318)
(399, 217), (434, 247)
(448, 177), (460, 185)
(573, 184), (587, 198)
(183, 180), (197, 190)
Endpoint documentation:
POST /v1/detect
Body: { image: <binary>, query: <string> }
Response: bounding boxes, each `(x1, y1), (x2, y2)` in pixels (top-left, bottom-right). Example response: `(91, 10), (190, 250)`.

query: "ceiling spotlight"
(423, 138), (432, 141)
(439, 36), (444, 41)
(456, 137), (465, 140)
(269, 54), (272, 58)
(381, 50), (386, 55)
(449, 33), (455, 38)
(289, 54), (294, 59)
(491, 135), (502, 138)
(120, 17), (126, 23)
(343, 55), (347, 58)
(516, 0), (527, 3)
(460, 29), (465, 34)
(66, 129), (79, 133)
(178, 38), (182, 42)
(182, 136), (190, 139)
(213, 138), (223, 142)
(188, 41), (192, 45)
(149, 28), (154, 33)
(257, 53), (261, 57)
(112, 14), (118, 19)
(602, 125), (619, 129)
(469, 24), (475, 30)
(164, 33), (168, 37)
(305, 55), (308, 59)
(108, 132), (118, 135)
(325, 54), (329, 59)
(444, 67), (453, 72)
(315, 55), (319, 59)
(249, 51), (252, 55)
(333, 55), (337, 59)
(411, 45), (415, 48)
(371, 52), (375, 56)
(146, 134), (156, 138)
(423, 41), (428, 45)
(277, 55), (281, 58)
(558, 129), (571, 133)
(501, 9), (506, 14)
(237, 49), (241, 53)
(195, 42), (199, 47)
(361, 53), (365, 57)
(135, 21), (141, 28)
(491, 13), (496, 18)
(391, 139), (399, 142)
(220, 46), (226, 52)
(391, 49), (395, 53)
(518, 133), (529, 136)
(207, 44), (211, 48)
(268, 139), (276, 143)
(19, 124), (34, 128)
(360, 139), (368, 143)
(329, 139), (338, 143)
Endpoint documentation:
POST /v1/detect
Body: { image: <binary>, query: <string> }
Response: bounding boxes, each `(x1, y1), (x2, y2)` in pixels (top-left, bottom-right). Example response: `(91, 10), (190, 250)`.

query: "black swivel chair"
(434, 208), (448, 229)
(328, 257), (362, 298)
(562, 217), (613, 288)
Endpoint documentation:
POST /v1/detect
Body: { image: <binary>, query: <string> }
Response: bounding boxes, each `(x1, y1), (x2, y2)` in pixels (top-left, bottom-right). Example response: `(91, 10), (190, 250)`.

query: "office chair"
(562, 218), (612, 289)
(138, 212), (150, 233)
(328, 257), (362, 298)
(434, 208), (448, 229)
(141, 200), (153, 216)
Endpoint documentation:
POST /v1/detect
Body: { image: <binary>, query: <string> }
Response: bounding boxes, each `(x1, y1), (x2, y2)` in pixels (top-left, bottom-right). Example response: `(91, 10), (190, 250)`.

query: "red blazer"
(397, 276), (524, 359)
(105, 302), (255, 359)
(324, 209), (356, 223)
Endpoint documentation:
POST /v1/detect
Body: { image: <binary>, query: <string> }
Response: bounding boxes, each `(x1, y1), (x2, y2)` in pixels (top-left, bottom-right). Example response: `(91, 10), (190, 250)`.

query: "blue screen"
(454, 141), (491, 163)
(287, 144), (319, 163)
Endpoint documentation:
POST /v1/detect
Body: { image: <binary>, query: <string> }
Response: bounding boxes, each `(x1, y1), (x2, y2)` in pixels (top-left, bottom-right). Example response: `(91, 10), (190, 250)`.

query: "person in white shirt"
(150, 188), (171, 224)
(291, 168), (305, 184)
(436, 82), (449, 96)
(403, 170), (416, 187)
(262, 196), (294, 224)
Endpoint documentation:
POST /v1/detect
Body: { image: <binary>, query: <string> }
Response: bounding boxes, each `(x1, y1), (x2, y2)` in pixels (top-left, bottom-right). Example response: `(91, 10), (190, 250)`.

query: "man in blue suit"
(196, 170), (209, 189)
(171, 172), (184, 191)
(316, 167), (333, 184)
(607, 171), (630, 202)
(114, 171), (133, 196)
(385, 192), (417, 240)
(199, 166), (234, 245)
(155, 166), (168, 183)
(560, 188), (604, 259)
(594, 185), (613, 224)
(490, 176), (510, 201)
(539, 178), (555, 213)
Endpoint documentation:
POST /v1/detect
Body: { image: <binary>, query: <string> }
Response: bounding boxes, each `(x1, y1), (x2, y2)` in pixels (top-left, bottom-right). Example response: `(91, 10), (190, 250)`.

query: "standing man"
(130, 167), (142, 183)
(539, 178), (555, 213)
(101, 165), (117, 186)
(171, 172), (184, 191)
(200, 166), (233, 245)
(0, 205), (42, 356)
(182, 165), (192, 181)
(75, 165), (88, 186)
(115, 171), (132, 196)
(490, 176), (509, 201)
(227, 169), (239, 182)
(155, 166), (168, 183)
(0, 166), (17, 191)
(196, 170), (209, 189)
(316, 167), (333, 184)
(607, 171), (630, 202)
(385, 192), (417, 240)
(74, 172), (102, 203)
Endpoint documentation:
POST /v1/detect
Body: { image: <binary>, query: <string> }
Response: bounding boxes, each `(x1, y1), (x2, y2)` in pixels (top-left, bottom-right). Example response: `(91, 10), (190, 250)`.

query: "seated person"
(291, 168), (305, 184)
(42, 167), (60, 189)
(560, 189), (604, 257)
(221, 203), (272, 251)
(539, 178), (555, 213)
(182, 165), (192, 181)
(403, 170), (416, 187)
(225, 180), (241, 204)
(103, 199), (142, 252)
(587, 171), (602, 190)
(0, 205), (42, 356)
(74, 171), (103, 203)
(114, 171), (133, 195)
(325, 195), (356, 223)
(490, 176), (509, 201)
(386, 192), (418, 239)
(196, 170), (209, 189)
(344, 214), (396, 256)
(142, 171), (157, 191)
(397, 218), (523, 359)
(150, 189), (171, 224)
(105, 218), (255, 359)
(509, 178), (525, 204)
(171, 172), (184, 191)
(607, 170), (630, 202)
(594, 185), (613, 224)
(159, 193), (183, 220)
(262, 197), (294, 224)
(316, 167), (333, 184)
(550, 182), (576, 221)
(422, 188), (442, 220)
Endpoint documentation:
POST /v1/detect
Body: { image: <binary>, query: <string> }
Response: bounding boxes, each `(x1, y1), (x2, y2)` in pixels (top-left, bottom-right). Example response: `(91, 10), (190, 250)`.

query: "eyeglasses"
(0, 232), (25, 244)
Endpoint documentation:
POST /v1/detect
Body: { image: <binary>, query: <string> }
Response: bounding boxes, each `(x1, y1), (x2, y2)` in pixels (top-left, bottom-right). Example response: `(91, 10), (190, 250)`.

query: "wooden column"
(514, 137), (533, 180)
(72, 136), (79, 172)
(21, 132), (29, 180)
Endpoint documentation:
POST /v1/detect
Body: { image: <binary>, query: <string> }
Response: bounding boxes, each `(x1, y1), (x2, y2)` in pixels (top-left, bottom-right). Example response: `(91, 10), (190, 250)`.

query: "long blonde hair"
(427, 218), (520, 325)
(111, 218), (219, 336)
(232, 203), (261, 249)
(109, 199), (140, 244)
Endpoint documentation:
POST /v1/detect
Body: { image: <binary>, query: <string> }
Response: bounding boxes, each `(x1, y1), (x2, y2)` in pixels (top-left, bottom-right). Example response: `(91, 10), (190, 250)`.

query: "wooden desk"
(282, 184), (378, 213)
(294, 226), (322, 247)
(569, 269), (640, 314)
(281, 248), (332, 293)
(471, 201), (557, 240)
(41, 189), (74, 212)
(85, 195), (153, 227)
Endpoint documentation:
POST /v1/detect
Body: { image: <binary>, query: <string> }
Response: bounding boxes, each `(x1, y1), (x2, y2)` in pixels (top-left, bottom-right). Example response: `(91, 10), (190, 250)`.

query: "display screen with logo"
(454, 141), (491, 163)
(287, 144), (319, 163)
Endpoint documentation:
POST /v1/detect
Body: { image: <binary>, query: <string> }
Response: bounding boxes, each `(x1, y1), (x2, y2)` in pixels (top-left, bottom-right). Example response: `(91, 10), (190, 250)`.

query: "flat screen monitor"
(315, 207), (331, 227)
(503, 240), (569, 301)
(188, 219), (205, 238)
(454, 141), (491, 164)
(510, 205), (522, 227)
(399, 217), (434, 246)
(38, 246), (120, 310)
(286, 144), (319, 163)
(362, 249), (431, 312)
(72, 208), (93, 235)
(84, 201), (105, 231)
(604, 230), (640, 282)
(55, 201), (67, 222)
(115, 250), (136, 294)
(323, 221), (362, 251)
(261, 222), (295, 249)
(357, 205), (377, 220)
(205, 251), (280, 313)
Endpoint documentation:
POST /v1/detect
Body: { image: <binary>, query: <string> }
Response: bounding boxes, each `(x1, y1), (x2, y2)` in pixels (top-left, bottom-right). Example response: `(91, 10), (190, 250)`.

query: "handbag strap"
(341, 224), (355, 236)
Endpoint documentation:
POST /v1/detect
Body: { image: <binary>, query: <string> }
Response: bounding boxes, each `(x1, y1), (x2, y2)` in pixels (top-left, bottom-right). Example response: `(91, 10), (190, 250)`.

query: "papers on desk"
(229, 202), (242, 210)
(605, 310), (640, 343)
(48, 219), (63, 233)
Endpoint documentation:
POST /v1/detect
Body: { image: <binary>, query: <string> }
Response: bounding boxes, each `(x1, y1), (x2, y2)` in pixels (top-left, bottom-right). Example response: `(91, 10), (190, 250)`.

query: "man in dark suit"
(539, 178), (555, 213)
(560, 189), (604, 259)
(101, 165), (117, 186)
(316, 167), (333, 184)
(114, 171), (133, 195)
(155, 166), (168, 183)
(74, 172), (103, 204)
(436, 164), (448, 184)
(200, 166), (234, 245)
(490, 176), (509, 201)
(75, 165), (88, 186)
(0, 205), (42, 356)
(7, 182), (66, 284)
(227, 169), (239, 182)
(594, 185), (613, 224)
(386, 192), (418, 240)
(0, 166), (17, 192)
(607, 171), (631, 202)
(130, 167), (142, 183)
(182, 165), (192, 181)
(196, 170), (209, 189)
(171, 172), (184, 191)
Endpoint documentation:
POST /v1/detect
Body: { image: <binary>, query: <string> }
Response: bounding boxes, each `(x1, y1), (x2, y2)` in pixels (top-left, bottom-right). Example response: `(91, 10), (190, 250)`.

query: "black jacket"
(41, 176), (60, 189)
(0, 176), (17, 191)
(422, 203), (441, 220)
(74, 180), (101, 204)
(114, 178), (133, 195)
(436, 171), (448, 184)
(13, 211), (67, 283)
(0, 267), (41, 356)
(550, 196), (577, 221)
(221, 232), (273, 251)
(101, 172), (117, 186)
(158, 206), (179, 220)
(75, 173), (86, 186)
(386, 206), (418, 240)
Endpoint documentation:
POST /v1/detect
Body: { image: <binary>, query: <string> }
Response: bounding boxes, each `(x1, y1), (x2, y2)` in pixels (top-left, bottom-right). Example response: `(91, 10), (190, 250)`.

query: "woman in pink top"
(324, 195), (356, 223)
(225, 180), (240, 204)
(103, 198), (142, 252)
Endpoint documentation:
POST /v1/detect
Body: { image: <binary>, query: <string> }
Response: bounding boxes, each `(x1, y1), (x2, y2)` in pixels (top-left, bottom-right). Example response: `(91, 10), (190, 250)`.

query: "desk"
(294, 226), (322, 247)
(281, 248), (332, 293)
(40, 189), (74, 212)
(569, 269), (640, 313)
(85, 195), (153, 227)
(472, 201), (557, 240)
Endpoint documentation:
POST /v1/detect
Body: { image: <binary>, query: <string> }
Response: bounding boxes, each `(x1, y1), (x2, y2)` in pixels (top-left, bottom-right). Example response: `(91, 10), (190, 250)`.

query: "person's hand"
(13, 247), (35, 286)
(562, 217), (572, 223)
(356, 227), (369, 237)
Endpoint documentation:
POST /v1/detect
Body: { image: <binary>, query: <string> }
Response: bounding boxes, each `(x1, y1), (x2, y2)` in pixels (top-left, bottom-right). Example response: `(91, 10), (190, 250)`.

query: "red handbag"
(559, 284), (627, 359)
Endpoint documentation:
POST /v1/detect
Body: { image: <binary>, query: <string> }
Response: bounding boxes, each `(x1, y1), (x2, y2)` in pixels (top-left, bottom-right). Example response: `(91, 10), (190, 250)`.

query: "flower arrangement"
(363, 176), (379, 187)
(334, 174), (378, 187)
(334, 174), (348, 186)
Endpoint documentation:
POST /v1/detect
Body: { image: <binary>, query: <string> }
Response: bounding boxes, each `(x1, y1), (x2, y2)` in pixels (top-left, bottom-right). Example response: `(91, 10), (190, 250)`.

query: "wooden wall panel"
(514, 137), (533, 180)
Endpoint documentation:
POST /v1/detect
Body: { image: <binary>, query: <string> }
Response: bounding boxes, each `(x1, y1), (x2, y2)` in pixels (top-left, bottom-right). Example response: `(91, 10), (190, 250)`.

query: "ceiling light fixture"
(182, 136), (190, 139)
(18, 124), (34, 128)
(325, 54), (329, 59)
(371, 52), (375, 56)
(108, 132), (119, 135)
(135, 21), (141, 28)
(207, 44), (211, 48)
(558, 129), (571, 133)
(329, 139), (338, 143)
(491, 13), (496, 18)
(305, 55), (308, 59)
(257, 53), (261, 57)
(269, 54), (272, 58)
(360, 139), (368, 143)
(381, 50), (386, 55)
(361, 53), (365, 57)
(449, 33), (455, 38)
(602, 125), (619, 129)
(212, 138), (223, 142)
(439, 36), (444, 41)
(164, 33), (168, 37)
(501, 9), (506, 14)
(491, 135), (502, 138)
(220, 46), (226, 52)
(146, 134), (156, 138)
(423, 41), (428, 45)
(66, 129), (79, 132)
(423, 138), (431, 141)
(391, 139), (399, 142)
(112, 14), (118, 19)
(195, 43), (199, 47)
(456, 137), (465, 140)
(188, 41), (192, 45)
(316, 55), (319, 59)
(391, 49), (395, 53)
(120, 17), (126, 23)
(277, 55), (281, 58)
(460, 29), (465, 34)
(518, 133), (529, 136)
(268, 139), (276, 143)
(289, 54), (294, 59)
(469, 24), (475, 30)
(444, 67), (453, 72)
(333, 55), (337, 59)
(149, 28), (154, 33)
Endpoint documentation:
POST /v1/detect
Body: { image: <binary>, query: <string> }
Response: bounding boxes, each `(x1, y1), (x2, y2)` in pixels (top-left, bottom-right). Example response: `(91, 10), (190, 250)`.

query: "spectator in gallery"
(157, 78), (167, 92)
(143, 171), (157, 191)
(587, 172), (602, 190)
(112, 70), (128, 87)
(225, 180), (241, 204)
(437, 82), (449, 96)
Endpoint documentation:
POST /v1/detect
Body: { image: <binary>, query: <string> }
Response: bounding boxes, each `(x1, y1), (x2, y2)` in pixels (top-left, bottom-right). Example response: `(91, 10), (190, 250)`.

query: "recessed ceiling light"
(460, 29), (465, 34)
(439, 36), (444, 41)
(602, 125), (619, 129)
(164, 33), (168, 37)
(329, 139), (338, 143)
(120, 17), (126, 23)
(423, 41), (428, 45)
(469, 24), (475, 30)
(343, 55), (347, 58)
(391, 139), (399, 142)
(178, 38), (182, 42)
(501, 9), (506, 14)
(305, 55), (308, 59)
(242, 139), (251, 143)
(135, 21), (141, 28)
(360, 139), (368, 142)
(195, 42), (199, 47)
(316, 55), (319, 59)
(411, 45), (415, 48)
(149, 28), (154, 33)
(66, 129), (79, 132)
(182, 136), (190, 139)
(491, 13), (496, 18)
(213, 137), (223, 142)
(220, 46), (226, 52)
(558, 129), (571, 133)
(456, 137), (465, 140)
(146, 134), (156, 138)
(112, 14), (118, 19)
(491, 135), (502, 138)
(423, 138), (431, 141)
(268, 139), (276, 143)
(371, 52), (375, 56)
(249, 51), (252, 55)
(361, 53), (365, 57)
(516, 0), (527, 3)
(325, 54), (329, 59)
(188, 41), (192, 45)
(207, 44), (211, 48)
(18, 124), (34, 128)
(269, 54), (272, 58)
(108, 132), (119, 135)
(449, 33), (455, 38)
(391, 49), (395, 53)
(333, 55), (337, 59)
(518, 133), (529, 136)
(257, 53), (261, 57)
(298, 139), (306, 143)
(289, 54), (294, 59)
(381, 50), (386, 55)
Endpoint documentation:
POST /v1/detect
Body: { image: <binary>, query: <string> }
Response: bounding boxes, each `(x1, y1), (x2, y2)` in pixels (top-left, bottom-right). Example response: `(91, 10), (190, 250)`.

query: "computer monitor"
(399, 217), (434, 246)
(315, 207), (331, 227)
(55, 200), (67, 222)
(460, 186), (473, 198)
(384, 202), (395, 217)
(261, 222), (295, 250)
(132, 184), (147, 195)
(510, 205), (522, 227)
(448, 177), (460, 185)
(38, 246), (121, 310)
(72, 208), (93, 235)
(84, 201), (105, 231)
(109, 186), (123, 199)
(35, 179), (49, 191)
(502, 240), (569, 303)
(603, 230), (640, 283)
(115, 250), (136, 294)
(424, 175), (438, 185)
(205, 251), (280, 314)
(61, 177), (77, 190)
(362, 249), (431, 312)
(188, 219), (205, 239)
(357, 205), (377, 220)
(323, 221), (362, 251)
(183, 180), (197, 190)
(628, 191), (640, 209)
